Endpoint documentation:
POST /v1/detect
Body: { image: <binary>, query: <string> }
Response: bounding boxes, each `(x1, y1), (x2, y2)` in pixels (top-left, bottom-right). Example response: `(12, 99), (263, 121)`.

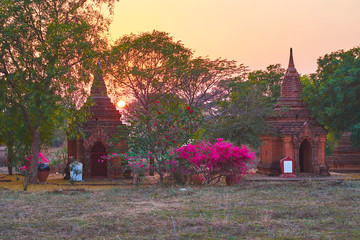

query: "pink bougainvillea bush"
(173, 138), (255, 185)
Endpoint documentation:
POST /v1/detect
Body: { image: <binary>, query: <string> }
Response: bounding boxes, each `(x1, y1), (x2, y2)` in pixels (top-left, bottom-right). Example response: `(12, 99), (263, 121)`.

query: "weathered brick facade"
(258, 49), (329, 176)
(326, 132), (360, 172)
(68, 63), (126, 179)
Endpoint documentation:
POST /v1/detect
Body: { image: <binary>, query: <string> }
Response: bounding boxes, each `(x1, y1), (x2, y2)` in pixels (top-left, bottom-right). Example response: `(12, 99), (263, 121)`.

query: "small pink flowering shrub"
(18, 152), (49, 190)
(19, 152), (49, 172)
(173, 139), (255, 185)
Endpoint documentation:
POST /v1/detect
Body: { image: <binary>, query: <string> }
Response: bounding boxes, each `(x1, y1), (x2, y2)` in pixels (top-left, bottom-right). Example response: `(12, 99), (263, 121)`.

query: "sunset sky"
(108, 0), (360, 74)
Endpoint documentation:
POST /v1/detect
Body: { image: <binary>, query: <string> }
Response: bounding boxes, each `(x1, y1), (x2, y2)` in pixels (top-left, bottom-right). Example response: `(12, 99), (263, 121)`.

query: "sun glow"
(117, 100), (126, 108)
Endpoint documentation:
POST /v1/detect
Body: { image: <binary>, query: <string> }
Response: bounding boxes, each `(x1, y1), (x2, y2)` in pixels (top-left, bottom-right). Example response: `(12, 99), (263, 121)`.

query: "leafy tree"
(0, 0), (116, 184)
(107, 31), (193, 172)
(175, 57), (246, 114)
(107, 30), (245, 117)
(211, 64), (285, 147)
(212, 80), (272, 148)
(247, 64), (285, 104)
(302, 47), (360, 146)
(107, 30), (192, 118)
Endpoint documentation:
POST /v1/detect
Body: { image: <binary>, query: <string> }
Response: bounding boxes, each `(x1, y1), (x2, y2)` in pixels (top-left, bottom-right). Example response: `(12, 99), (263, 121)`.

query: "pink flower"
(173, 139), (255, 183)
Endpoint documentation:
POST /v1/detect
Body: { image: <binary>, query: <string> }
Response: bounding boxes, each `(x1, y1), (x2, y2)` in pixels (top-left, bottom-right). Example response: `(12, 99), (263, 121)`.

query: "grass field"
(0, 179), (359, 239)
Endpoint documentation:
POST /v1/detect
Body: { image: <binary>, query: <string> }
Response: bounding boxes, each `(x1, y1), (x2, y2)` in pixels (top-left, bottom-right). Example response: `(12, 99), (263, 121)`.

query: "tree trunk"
(7, 165), (13, 175)
(159, 173), (163, 186)
(23, 174), (29, 191)
(146, 120), (155, 176)
(29, 129), (40, 184)
(7, 142), (14, 175)
(149, 156), (154, 176)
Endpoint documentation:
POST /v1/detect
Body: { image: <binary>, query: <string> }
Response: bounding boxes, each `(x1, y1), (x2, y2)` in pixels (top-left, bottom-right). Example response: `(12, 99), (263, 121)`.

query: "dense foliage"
(302, 47), (360, 146)
(107, 30), (191, 118)
(211, 64), (284, 147)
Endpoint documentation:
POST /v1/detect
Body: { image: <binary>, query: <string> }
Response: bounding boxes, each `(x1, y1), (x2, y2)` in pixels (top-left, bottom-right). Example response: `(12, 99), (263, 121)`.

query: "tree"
(107, 30), (245, 117)
(302, 47), (360, 146)
(247, 64), (285, 104)
(107, 31), (247, 175)
(107, 30), (193, 117)
(0, 0), (116, 184)
(211, 64), (285, 147)
(107, 31), (194, 172)
(175, 57), (246, 114)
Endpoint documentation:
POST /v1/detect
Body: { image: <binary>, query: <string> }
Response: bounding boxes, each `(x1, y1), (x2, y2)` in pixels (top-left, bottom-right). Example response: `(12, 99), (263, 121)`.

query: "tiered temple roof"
(86, 61), (122, 122)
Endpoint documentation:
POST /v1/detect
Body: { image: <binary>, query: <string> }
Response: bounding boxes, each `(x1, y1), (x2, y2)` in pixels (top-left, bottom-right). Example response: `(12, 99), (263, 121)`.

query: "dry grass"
(0, 176), (359, 239)
(0, 174), (131, 192)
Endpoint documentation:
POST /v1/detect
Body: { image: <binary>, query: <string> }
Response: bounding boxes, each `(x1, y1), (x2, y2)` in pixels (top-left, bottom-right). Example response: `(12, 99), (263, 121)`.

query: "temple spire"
(288, 48), (295, 68)
(91, 60), (107, 96)
(278, 48), (302, 100)
(85, 61), (122, 121)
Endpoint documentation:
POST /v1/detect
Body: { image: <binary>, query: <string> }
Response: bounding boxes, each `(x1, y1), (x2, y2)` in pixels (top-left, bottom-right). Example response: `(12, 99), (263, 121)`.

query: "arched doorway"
(91, 141), (107, 177)
(299, 139), (313, 173)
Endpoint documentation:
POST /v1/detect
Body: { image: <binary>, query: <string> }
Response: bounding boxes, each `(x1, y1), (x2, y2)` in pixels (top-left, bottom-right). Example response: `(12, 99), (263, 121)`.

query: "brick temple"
(326, 132), (360, 172)
(67, 62), (126, 179)
(258, 49), (329, 176)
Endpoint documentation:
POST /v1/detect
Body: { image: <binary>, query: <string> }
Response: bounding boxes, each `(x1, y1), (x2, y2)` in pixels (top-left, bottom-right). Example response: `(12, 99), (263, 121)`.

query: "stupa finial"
(288, 48), (295, 68)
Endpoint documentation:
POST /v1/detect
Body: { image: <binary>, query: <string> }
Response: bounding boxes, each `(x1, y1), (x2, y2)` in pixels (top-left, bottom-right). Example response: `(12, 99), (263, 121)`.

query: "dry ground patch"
(0, 179), (359, 239)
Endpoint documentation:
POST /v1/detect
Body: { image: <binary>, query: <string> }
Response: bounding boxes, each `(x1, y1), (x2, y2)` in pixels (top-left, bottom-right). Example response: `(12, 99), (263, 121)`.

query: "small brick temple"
(326, 132), (360, 172)
(67, 62), (125, 179)
(258, 49), (329, 176)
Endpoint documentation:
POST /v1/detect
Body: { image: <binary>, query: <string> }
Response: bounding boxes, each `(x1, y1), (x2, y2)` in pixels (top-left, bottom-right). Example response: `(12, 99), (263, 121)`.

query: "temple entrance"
(299, 139), (313, 173)
(91, 141), (107, 177)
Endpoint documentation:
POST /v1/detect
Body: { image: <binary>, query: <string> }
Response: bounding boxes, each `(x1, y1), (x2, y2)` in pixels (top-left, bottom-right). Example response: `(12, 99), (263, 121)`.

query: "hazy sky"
(108, 0), (360, 74)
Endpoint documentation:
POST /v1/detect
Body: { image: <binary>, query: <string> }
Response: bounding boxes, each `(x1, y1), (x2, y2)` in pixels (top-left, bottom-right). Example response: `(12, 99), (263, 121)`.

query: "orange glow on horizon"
(109, 0), (360, 74)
